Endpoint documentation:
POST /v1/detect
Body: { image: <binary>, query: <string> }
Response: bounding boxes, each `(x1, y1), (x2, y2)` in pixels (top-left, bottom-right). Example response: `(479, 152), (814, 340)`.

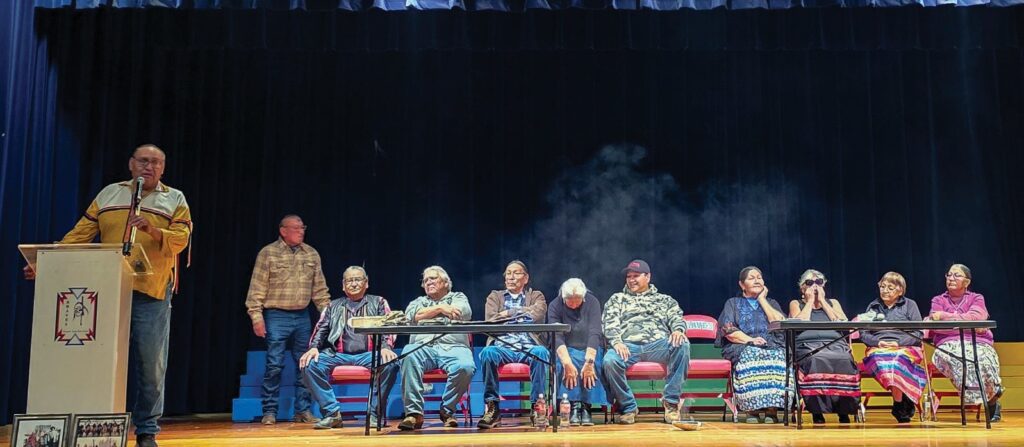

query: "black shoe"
(812, 413), (825, 424)
(313, 411), (344, 429)
(580, 404), (594, 426)
(838, 413), (851, 424)
(569, 402), (582, 426)
(477, 401), (502, 429)
(988, 401), (1002, 423)
(136, 433), (158, 447)
(988, 385), (1005, 409)
(439, 407), (459, 428)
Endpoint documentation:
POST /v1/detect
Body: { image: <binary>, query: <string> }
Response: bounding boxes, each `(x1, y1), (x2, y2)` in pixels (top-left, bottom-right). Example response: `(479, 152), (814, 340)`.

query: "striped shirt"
(245, 238), (330, 323)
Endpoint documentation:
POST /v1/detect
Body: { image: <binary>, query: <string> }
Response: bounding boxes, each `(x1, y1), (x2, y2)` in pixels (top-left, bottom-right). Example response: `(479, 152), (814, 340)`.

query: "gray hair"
(798, 269), (826, 288)
(343, 265), (368, 282)
(422, 265), (452, 291)
(949, 263), (973, 280)
(279, 214), (303, 227)
(559, 278), (588, 301)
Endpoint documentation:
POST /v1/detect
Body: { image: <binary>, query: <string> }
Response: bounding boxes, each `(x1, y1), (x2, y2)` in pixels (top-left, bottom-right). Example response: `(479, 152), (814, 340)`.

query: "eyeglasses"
(132, 156), (165, 168)
(878, 283), (900, 292)
(504, 271), (527, 279)
(280, 225), (307, 230)
(945, 272), (966, 280)
(802, 278), (825, 287)
(343, 277), (366, 285)
(422, 275), (443, 285)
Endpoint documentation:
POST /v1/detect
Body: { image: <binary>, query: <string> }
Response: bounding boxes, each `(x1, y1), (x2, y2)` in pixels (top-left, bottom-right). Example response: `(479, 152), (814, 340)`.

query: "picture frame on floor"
(9, 413), (71, 447)
(68, 413), (130, 447)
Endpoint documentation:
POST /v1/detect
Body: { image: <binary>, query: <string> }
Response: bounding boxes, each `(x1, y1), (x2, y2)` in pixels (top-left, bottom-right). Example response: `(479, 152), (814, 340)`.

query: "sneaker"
(663, 401), (680, 424)
(812, 413), (825, 424)
(397, 413), (424, 431)
(313, 411), (343, 429)
(618, 409), (639, 425)
(293, 411), (319, 423)
(439, 407), (459, 428)
(477, 401), (502, 429)
(261, 413), (277, 425)
(569, 402), (582, 426)
(136, 434), (158, 447)
(579, 404), (594, 426)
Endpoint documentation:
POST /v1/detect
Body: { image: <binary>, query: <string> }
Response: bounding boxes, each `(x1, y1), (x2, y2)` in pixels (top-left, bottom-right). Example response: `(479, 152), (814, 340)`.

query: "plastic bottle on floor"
(559, 393), (571, 429)
(535, 394), (548, 429)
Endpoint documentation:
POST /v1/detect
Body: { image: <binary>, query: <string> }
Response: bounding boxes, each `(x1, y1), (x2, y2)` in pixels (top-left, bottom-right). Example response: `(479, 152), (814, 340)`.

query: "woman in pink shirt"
(929, 263), (1003, 422)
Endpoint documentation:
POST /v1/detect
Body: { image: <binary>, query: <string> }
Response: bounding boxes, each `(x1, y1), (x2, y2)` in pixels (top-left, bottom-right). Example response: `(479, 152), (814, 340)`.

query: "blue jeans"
(602, 338), (690, 414)
(302, 351), (399, 415)
(556, 347), (606, 405)
(127, 286), (172, 436)
(262, 309), (313, 415)
(400, 344), (476, 415)
(480, 344), (549, 404)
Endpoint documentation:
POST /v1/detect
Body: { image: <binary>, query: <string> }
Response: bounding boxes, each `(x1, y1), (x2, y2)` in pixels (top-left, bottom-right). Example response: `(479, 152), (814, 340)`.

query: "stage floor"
(5, 411), (1018, 447)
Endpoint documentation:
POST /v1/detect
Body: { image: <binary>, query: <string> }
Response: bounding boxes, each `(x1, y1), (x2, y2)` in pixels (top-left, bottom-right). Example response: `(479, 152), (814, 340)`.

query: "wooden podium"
(18, 243), (152, 414)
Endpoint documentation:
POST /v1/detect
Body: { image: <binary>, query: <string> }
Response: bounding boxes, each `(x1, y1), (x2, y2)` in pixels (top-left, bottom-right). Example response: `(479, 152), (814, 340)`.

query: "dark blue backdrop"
(2, 5), (1023, 424)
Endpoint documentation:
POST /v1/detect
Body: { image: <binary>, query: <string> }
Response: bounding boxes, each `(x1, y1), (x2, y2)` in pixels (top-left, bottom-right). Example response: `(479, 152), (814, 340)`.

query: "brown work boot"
(293, 411), (319, 423)
(397, 413), (424, 431)
(477, 401), (502, 429)
(439, 407), (459, 428)
(261, 413), (276, 425)
(663, 401), (680, 423)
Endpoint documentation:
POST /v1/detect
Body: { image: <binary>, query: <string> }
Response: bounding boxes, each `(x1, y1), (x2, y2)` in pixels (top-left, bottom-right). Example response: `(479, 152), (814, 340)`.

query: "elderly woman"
(861, 271), (926, 423)
(716, 266), (788, 423)
(929, 264), (1004, 422)
(547, 278), (606, 426)
(788, 270), (860, 424)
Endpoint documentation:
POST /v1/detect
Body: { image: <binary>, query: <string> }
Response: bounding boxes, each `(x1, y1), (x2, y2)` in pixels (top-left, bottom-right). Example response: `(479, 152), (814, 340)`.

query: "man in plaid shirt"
(245, 215), (331, 425)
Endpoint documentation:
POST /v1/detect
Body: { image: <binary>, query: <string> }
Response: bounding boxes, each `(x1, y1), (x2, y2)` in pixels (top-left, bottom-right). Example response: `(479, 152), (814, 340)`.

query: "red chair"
(607, 314), (735, 422)
(495, 362), (533, 416)
(920, 330), (983, 421)
(328, 363), (472, 426)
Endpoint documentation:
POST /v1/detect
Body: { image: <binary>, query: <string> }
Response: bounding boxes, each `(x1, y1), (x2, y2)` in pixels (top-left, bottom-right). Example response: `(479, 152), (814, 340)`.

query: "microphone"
(122, 176), (145, 256)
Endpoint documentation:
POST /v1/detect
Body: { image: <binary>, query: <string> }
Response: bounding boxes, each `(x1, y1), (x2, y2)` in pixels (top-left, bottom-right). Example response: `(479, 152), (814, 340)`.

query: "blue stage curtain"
(31, 0), (1024, 9)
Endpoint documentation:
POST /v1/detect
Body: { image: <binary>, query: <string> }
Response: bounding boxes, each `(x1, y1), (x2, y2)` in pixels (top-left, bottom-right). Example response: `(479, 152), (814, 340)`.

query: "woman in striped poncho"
(860, 271), (927, 423)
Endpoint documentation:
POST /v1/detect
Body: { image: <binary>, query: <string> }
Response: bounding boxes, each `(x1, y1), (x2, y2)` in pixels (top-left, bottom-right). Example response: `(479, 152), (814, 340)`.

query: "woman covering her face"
(788, 269), (860, 424)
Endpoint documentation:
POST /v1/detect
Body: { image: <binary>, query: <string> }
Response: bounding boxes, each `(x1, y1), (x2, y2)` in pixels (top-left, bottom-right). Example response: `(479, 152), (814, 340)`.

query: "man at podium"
(25, 144), (193, 447)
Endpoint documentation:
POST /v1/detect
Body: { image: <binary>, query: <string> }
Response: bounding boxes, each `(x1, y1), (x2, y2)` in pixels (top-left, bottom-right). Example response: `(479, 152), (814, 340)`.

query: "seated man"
(477, 260), (549, 429)
(398, 266), (476, 431)
(299, 266), (399, 429)
(548, 278), (605, 426)
(602, 259), (690, 424)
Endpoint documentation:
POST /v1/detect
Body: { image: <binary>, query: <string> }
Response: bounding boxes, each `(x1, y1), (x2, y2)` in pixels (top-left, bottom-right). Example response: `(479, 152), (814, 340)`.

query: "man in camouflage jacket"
(602, 259), (690, 424)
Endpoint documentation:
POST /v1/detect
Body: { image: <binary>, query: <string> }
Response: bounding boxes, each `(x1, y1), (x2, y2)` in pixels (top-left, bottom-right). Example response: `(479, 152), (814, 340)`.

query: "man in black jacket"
(299, 266), (399, 429)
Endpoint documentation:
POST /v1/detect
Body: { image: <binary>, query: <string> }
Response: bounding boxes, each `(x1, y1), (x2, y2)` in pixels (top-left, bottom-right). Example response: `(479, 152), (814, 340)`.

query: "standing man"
(245, 215), (331, 425)
(24, 144), (193, 447)
(477, 260), (549, 429)
(397, 266), (476, 431)
(299, 266), (399, 429)
(602, 259), (690, 424)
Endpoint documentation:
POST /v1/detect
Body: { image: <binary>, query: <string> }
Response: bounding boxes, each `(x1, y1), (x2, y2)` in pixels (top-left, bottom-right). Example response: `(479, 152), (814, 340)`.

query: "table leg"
(784, 329), (791, 427)
(969, 330), (991, 429)
(791, 329), (802, 429)
(958, 329), (967, 426)
(550, 332), (558, 432)
(364, 335), (380, 436)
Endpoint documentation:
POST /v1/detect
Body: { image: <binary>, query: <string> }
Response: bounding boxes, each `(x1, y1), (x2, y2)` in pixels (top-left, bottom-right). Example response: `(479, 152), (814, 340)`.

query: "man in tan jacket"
(476, 260), (549, 429)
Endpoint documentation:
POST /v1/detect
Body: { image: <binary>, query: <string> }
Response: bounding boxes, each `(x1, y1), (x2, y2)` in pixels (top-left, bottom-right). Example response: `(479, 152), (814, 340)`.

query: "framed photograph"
(10, 413), (71, 447)
(69, 413), (130, 447)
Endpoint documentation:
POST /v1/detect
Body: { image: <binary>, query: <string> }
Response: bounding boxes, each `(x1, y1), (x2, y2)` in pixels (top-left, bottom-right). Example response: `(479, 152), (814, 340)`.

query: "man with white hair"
(547, 278), (605, 426)
(397, 266), (476, 431)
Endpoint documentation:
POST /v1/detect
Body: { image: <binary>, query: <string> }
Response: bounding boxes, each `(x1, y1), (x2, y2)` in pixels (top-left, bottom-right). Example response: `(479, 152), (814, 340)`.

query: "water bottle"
(559, 393), (571, 428)
(534, 394), (548, 429)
